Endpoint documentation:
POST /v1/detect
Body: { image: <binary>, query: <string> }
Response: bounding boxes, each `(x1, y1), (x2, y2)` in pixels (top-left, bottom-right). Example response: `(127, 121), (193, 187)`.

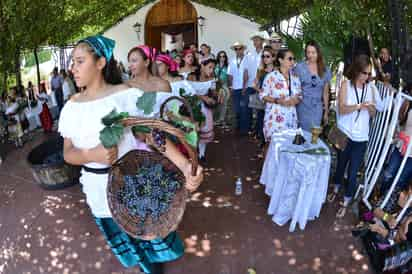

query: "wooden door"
(145, 0), (198, 50)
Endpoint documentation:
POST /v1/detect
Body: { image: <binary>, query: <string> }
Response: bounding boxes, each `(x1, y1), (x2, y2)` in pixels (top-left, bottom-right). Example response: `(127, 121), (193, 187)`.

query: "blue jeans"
(232, 89), (251, 134)
(256, 109), (265, 141)
(381, 148), (412, 194)
(334, 139), (367, 199)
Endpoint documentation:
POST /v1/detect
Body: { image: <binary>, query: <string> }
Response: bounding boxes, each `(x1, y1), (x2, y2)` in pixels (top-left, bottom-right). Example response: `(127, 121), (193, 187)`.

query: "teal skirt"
(94, 217), (184, 273)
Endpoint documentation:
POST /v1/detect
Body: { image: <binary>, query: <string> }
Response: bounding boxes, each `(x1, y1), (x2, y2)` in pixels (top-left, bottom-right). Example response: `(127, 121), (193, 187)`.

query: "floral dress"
(260, 70), (302, 141)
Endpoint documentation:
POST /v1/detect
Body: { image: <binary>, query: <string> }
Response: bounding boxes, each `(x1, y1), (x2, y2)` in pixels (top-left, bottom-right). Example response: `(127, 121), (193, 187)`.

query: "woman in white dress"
(188, 58), (218, 162)
(59, 37), (203, 274)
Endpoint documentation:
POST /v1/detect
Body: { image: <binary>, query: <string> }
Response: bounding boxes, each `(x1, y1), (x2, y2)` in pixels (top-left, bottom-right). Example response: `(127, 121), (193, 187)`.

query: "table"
(260, 129), (331, 232)
(25, 103), (42, 131)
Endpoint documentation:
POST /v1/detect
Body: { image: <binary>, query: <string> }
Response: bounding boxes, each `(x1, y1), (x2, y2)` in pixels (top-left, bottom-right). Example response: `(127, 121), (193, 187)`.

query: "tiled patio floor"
(0, 128), (372, 274)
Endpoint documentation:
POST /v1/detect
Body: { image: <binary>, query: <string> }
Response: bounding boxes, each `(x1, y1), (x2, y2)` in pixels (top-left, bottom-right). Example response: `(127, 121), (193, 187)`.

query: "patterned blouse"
(259, 70), (302, 141)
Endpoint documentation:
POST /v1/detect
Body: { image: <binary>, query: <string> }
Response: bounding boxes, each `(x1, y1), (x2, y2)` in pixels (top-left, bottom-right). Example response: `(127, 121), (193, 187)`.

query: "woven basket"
(160, 96), (199, 132)
(107, 117), (198, 240)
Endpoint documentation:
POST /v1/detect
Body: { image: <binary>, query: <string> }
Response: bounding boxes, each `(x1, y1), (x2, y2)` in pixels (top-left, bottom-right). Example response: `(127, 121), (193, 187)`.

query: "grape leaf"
(102, 109), (129, 126)
(185, 130), (198, 148)
(99, 123), (124, 148)
(181, 120), (196, 130)
(132, 125), (151, 134)
(137, 93), (157, 115)
(168, 101), (180, 116)
(179, 88), (187, 97)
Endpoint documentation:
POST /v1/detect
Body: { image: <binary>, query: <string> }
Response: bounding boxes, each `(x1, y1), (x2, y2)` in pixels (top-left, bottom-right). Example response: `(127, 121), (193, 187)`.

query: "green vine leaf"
(137, 93), (157, 115)
(102, 109), (129, 126)
(99, 123), (124, 148)
(132, 125), (151, 134)
(185, 130), (198, 148)
(168, 101), (180, 116)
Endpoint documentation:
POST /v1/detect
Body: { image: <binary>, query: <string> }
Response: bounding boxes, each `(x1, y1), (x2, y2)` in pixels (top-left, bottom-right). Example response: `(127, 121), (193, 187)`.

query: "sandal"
(327, 192), (337, 203)
(336, 204), (347, 218)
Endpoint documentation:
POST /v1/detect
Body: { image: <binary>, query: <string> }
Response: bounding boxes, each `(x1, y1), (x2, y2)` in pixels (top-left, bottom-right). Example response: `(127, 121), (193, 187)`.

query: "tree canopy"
(0, 0), (411, 90)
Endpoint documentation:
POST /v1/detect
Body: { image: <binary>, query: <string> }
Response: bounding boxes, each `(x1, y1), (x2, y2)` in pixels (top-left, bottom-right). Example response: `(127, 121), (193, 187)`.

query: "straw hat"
(230, 42), (247, 50)
(267, 32), (283, 43)
(250, 31), (269, 41)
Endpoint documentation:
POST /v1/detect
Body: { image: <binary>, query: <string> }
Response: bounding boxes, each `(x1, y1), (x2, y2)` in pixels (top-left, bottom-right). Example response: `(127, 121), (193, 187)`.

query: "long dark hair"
(275, 49), (292, 68)
(77, 42), (122, 85)
(346, 54), (371, 87)
(127, 47), (158, 76)
(215, 51), (228, 67)
(305, 40), (326, 78)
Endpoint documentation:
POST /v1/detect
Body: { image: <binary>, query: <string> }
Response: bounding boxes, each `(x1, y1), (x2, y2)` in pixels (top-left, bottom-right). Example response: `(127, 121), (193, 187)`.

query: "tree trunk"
(15, 49), (21, 88)
(34, 47), (41, 92)
(2, 71), (7, 95)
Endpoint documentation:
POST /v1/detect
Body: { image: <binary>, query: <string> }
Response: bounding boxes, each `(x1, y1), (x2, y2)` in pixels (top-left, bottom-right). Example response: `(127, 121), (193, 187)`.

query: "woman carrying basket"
(59, 36), (203, 274)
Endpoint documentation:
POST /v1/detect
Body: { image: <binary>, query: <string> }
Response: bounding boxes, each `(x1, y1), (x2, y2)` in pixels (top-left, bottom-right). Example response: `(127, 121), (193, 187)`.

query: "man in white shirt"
(228, 42), (249, 135)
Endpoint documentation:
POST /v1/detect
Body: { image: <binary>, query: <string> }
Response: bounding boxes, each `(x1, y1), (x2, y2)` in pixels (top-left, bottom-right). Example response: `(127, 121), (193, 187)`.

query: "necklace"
(236, 56), (244, 68)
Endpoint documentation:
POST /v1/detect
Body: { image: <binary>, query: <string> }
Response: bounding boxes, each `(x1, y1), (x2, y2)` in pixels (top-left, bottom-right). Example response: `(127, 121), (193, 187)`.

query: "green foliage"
(137, 93), (157, 115)
(102, 109), (129, 126)
(100, 123), (125, 148)
(23, 50), (52, 68)
(281, 0), (412, 72)
(179, 88), (205, 125)
(99, 109), (129, 148)
(184, 131), (198, 148)
(132, 125), (151, 134)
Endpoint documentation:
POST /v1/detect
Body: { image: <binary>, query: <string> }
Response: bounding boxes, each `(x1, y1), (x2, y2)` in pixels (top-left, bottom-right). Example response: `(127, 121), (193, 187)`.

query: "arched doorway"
(145, 0), (198, 51)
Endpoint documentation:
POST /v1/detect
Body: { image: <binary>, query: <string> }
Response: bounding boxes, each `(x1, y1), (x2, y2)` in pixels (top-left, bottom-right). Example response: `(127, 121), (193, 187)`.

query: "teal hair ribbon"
(78, 35), (115, 61)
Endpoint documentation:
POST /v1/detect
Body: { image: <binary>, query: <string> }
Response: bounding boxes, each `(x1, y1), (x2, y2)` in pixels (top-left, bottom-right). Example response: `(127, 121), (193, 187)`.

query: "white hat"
(267, 32), (283, 42)
(230, 42), (247, 50)
(250, 31), (269, 41)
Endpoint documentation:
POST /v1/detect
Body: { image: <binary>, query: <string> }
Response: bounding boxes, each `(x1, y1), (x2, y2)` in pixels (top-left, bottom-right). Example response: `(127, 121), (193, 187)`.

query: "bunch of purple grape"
(151, 128), (166, 152)
(117, 163), (181, 234)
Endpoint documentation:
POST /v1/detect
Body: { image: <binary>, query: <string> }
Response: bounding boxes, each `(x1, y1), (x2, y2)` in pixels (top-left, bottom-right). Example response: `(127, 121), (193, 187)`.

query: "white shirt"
(62, 79), (73, 101)
(337, 81), (375, 142)
(246, 48), (263, 87)
(227, 56), (247, 90)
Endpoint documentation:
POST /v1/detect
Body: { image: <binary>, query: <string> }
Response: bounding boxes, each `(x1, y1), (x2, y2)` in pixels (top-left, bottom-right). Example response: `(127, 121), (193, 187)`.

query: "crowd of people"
(0, 67), (77, 149)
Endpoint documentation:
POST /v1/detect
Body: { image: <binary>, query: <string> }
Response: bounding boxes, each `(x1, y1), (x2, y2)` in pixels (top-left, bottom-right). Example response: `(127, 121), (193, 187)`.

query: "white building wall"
(103, 1), (261, 65)
(192, 2), (260, 59)
(103, 2), (155, 65)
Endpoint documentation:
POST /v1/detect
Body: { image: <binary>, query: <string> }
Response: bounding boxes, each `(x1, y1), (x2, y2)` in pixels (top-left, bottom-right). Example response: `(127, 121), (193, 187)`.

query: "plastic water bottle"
(235, 178), (242, 195)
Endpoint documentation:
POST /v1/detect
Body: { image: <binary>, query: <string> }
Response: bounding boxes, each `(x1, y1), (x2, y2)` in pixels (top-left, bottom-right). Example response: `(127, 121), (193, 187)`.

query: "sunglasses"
(287, 56), (296, 62)
(311, 75), (318, 87)
(262, 54), (272, 59)
(234, 48), (243, 51)
(271, 40), (282, 44)
(361, 71), (372, 76)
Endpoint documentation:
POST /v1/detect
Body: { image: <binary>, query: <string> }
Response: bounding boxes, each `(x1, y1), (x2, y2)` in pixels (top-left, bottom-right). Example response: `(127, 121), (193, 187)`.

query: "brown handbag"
(328, 126), (348, 151)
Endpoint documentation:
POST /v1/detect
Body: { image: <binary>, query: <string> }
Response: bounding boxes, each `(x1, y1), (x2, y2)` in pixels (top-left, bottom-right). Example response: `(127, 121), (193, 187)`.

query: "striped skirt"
(95, 217), (184, 273)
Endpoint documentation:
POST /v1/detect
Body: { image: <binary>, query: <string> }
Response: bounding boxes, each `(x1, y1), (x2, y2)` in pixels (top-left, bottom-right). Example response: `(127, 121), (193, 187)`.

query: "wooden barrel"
(27, 136), (80, 190)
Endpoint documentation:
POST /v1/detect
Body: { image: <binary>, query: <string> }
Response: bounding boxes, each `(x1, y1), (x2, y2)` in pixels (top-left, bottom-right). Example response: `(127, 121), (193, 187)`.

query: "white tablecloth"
(24, 103), (42, 131)
(260, 129), (331, 232)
